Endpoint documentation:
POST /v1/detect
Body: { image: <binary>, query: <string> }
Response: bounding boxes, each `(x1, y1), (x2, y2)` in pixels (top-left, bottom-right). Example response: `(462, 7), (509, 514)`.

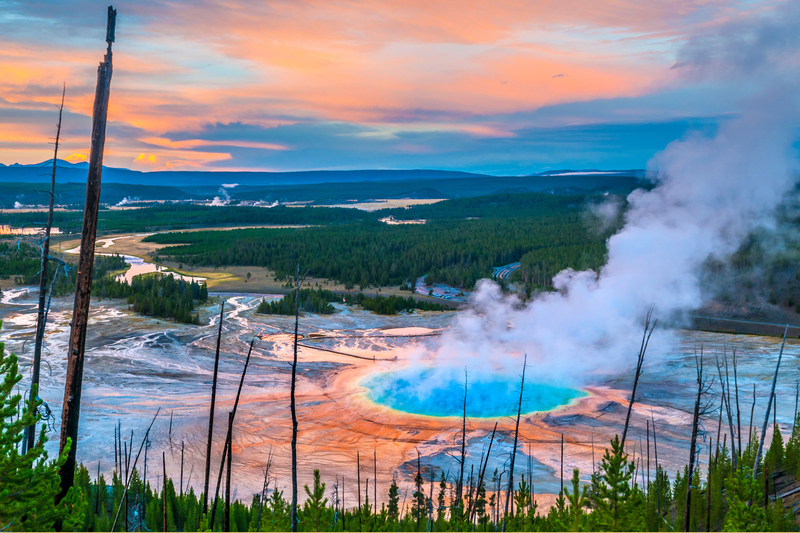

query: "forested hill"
(145, 192), (615, 290)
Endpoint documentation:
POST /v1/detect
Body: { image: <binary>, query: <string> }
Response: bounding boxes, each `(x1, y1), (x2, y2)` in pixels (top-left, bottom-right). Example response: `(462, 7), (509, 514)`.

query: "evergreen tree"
(589, 435), (644, 531)
(0, 322), (72, 531)
(565, 469), (588, 531)
(303, 470), (328, 531)
(387, 477), (400, 523)
(724, 466), (767, 532)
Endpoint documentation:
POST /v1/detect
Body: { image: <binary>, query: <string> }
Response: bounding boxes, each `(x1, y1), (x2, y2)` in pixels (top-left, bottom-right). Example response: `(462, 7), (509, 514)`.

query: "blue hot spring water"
(362, 367), (585, 418)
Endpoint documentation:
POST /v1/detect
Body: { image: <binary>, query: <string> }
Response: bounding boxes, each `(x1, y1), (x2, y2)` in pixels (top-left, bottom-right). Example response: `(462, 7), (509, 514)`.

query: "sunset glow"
(0, 0), (792, 172)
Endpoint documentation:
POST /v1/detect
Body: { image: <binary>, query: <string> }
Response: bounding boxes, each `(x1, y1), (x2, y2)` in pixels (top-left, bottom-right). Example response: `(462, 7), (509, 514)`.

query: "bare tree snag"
(180, 440), (184, 497)
(621, 306), (657, 449)
(502, 354), (526, 532)
(112, 409), (160, 532)
(706, 437), (712, 533)
(291, 266), (308, 532)
(210, 338), (256, 527)
(683, 349), (712, 532)
(457, 369), (468, 509)
(203, 300), (225, 515)
(225, 412), (233, 532)
(58, 6), (116, 502)
(163, 452), (167, 532)
(469, 422), (497, 522)
(733, 350), (742, 458)
(357, 451), (362, 531)
(24, 84), (65, 454)
(754, 325), (789, 478)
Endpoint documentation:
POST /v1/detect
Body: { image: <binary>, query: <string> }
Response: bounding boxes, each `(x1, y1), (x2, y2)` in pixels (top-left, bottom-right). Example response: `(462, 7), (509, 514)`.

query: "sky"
(0, 0), (793, 174)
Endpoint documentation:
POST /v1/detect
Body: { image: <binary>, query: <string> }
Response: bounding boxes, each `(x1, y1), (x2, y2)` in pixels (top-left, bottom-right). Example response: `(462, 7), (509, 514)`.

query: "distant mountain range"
(0, 159), (648, 208)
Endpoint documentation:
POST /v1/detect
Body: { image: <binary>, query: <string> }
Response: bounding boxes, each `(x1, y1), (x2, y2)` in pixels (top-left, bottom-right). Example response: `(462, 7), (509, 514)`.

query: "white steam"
(115, 196), (138, 207)
(426, 4), (800, 385)
(210, 187), (231, 206)
(13, 201), (22, 209)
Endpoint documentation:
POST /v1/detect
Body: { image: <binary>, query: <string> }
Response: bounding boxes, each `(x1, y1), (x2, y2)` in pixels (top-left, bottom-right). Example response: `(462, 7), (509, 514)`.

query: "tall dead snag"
(652, 416), (661, 518)
(793, 381), (799, 435)
(469, 422), (498, 522)
(374, 448), (378, 513)
(180, 441), (184, 497)
(357, 451), (362, 530)
(683, 349), (713, 532)
(209, 337), (256, 527)
(58, 6), (116, 501)
(24, 85), (65, 454)
(502, 354), (526, 532)
(203, 301), (225, 515)
(749, 384), (756, 440)
(290, 266), (309, 532)
(112, 409), (160, 532)
(754, 325), (789, 478)
(733, 350), (742, 458)
(706, 436), (712, 533)
(457, 369), (468, 512)
(621, 306), (657, 449)
(224, 412), (233, 532)
(715, 353), (737, 469)
(162, 452), (167, 532)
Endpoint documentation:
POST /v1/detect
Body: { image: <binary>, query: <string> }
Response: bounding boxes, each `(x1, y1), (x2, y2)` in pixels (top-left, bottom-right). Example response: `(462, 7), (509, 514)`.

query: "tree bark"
(24, 85), (65, 454)
(502, 354), (526, 532)
(754, 325), (789, 478)
(163, 452), (168, 532)
(683, 354), (704, 532)
(225, 412), (233, 532)
(290, 266), (306, 532)
(203, 301), (225, 515)
(58, 7), (115, 502)
(621, 307), (657, 449)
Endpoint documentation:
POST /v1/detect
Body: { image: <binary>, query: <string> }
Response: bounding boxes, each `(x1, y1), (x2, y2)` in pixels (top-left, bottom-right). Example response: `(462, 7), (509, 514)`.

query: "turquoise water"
(363, 367), (585, 418)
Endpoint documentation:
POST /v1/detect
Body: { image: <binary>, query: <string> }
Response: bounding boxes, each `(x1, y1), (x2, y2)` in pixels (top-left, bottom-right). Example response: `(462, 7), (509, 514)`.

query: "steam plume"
(429, 3), (800, 384)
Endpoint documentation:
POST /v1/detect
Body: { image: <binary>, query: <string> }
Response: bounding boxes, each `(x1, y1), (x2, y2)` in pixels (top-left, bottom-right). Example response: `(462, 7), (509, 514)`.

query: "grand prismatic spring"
(2, 285), (799, 511)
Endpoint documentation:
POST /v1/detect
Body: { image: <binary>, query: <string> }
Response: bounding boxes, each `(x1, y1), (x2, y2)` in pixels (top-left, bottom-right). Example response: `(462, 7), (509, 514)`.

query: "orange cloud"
(0, 0), (778, 169)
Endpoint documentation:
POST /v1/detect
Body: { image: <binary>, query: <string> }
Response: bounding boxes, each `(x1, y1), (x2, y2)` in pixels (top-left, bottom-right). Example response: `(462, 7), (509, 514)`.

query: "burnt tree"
(58, 6), (116, 501)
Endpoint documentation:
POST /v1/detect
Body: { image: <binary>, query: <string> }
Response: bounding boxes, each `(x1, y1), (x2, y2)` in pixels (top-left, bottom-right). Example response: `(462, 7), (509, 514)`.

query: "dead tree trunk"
(203, 301), (225, 515)
(560, 434), (564, 494)
(457, 369), (468, 510)
(24, 85), (65, 454)
(621, 306), (657, 449)
(209, 338), (256, 527)
(502, 354), (526, 532)
(793, 381), (799, 436)
(646, 421), (650, 493)
(111, 409), (160, 532)
(225, 412), (233, 532)
(750, 383), (756, 436)
(652, 416), (661, 518)
(374, 448), (377, 514)
(754, 325), (789, 478)
(180, 441), (184, 497)
(58, 7), (116, 502)
(290, 266), (307, 532)
(162, 452), (168, 532)
(706, 437), (712, 533)
(469, 422), (497, 522)
(733, 350), (742, 458)
(357, 451), (362, 531)
(684, 350), (710, 532)
(715, 356), (737, 469)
